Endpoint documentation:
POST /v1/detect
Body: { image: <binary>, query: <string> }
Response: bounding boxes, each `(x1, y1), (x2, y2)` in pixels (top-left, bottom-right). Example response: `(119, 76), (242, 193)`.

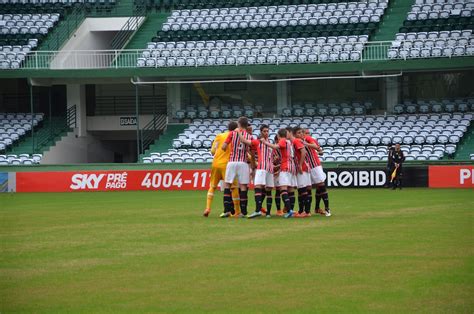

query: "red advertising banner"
(16, 170), (211, 193)
(428, 165), (474, 188)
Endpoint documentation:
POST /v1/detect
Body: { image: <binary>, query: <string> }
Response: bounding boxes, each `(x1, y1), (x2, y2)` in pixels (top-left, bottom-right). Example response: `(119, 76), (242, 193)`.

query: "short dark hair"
(292, 126), (302, 135)
(260, 124), (269, 132)
(238, 116), (249, 128)
(228, 121), (238, 131)
(278, 128), (287, 138)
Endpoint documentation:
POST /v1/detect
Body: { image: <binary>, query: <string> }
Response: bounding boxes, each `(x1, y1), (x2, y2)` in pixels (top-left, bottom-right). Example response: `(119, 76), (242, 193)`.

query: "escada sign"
(120, 116), (137, 126)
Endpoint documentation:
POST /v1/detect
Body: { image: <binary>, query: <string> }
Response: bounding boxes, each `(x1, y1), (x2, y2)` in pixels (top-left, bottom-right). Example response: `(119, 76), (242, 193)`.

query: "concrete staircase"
(7, 117), (72, 155)
(453, 126), (474, 161)
(37, 0), (142, 52)
(141, 124), (188, 160)
(362, 0), (413, 61)
(124, 12), (169, 49)
(112, 12), (169, 67)
(372, 0), (414, 41)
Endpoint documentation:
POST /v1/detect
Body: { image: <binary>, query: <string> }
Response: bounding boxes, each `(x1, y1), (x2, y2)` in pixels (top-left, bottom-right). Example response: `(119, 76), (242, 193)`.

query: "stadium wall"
(41, 131), (115, 164)
(1, 165), (473, 193)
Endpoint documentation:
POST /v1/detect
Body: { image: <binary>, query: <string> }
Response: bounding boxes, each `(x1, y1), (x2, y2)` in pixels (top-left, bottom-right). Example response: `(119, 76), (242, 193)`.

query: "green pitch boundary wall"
(1, 163), (473, 193)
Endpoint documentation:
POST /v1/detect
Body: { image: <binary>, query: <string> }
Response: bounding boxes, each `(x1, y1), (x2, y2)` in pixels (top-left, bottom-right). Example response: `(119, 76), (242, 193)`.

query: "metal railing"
(23, 49), (143, 69)
(362, 41), (391, 61)
(94, 95), (167, 115)
(140, 114), (167, 154)
(14, 41), (471, 70)
(110, 5), (146, 50)
(66, 105), (77, 128)
(34, 106), (76, 153)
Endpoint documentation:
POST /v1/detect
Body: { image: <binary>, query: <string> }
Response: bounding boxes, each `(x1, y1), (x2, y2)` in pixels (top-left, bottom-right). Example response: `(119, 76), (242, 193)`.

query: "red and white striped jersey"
(278, 138), (297, 175)
(225, 130), (251, 162)
(304, 135), (322, 168)
(251, 139), (273, 172)
(293, 138), (309, 172)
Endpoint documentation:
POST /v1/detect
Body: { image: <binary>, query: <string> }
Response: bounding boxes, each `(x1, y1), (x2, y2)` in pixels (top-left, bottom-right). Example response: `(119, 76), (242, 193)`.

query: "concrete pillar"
(67, 84), (87, 137)
(167, 83), (181, 117)
(276, 80), (289, 114)
(385, 77), (399, 114)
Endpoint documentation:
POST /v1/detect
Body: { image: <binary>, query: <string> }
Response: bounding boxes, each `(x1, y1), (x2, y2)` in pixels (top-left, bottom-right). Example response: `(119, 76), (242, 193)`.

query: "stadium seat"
(149, 110), (471, 164)
(139, 32), (374, 67)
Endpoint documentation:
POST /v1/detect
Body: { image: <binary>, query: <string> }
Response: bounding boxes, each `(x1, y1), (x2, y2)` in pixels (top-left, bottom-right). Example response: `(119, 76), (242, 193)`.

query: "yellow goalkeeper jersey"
(211, 131), (230, 168)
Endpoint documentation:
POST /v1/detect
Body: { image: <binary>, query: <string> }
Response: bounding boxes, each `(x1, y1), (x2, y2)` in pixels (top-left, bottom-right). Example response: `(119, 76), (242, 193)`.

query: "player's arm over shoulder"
(251, 139), (259, 149)
(222, 132), (233, 151)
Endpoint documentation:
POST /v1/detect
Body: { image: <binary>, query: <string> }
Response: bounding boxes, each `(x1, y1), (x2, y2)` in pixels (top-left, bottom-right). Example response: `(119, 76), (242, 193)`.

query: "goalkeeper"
(203, 121), (241, 217)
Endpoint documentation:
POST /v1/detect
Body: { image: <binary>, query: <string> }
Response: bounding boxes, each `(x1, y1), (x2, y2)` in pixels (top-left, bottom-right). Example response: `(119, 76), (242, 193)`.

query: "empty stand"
(0, 153), (42, 165)
(406, 0), (472, 22)
(388, 29), (474, 59)
(137, 0), (379, 11)
(398, 0), (474, 34)
(173, 101), (372, 120)
(137, 0), (388, 67)
(387, 0), (474, 59)
(138, 35), (368, 67)
(393, 97), (474, 114)
(0, 13), (60, 69)
(0, 0), (121, 69)
(281, 101), (372, 116)
(144, 112), (472, 163)
(175, 104), (258, 120)
(0, 0), (117, 14)
(0, 112), (44, 153)
(153, 1), (387, 42)
(162, 3), (386, 33)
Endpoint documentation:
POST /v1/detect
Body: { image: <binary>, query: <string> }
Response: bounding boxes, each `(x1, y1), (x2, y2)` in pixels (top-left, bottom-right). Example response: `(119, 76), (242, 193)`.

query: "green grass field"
(0, 188), (473, 313)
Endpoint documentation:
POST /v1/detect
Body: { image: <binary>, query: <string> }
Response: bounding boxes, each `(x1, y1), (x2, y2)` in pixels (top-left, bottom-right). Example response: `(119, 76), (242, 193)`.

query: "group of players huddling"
(203, 116), (331, 219)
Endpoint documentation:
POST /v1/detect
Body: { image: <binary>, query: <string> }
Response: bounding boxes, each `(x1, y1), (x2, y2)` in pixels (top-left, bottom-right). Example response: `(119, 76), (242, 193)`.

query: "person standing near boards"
(390, 144), (405, 190)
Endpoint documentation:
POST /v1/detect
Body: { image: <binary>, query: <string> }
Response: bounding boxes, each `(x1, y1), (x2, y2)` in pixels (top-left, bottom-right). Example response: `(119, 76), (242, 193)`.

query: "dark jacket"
(393, 149), (405, 165)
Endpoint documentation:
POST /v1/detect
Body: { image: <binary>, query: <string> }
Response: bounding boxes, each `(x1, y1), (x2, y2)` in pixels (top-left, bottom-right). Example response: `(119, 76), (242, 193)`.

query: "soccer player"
(304, 129), (331, 217)
(272, 134), (283, 216)
(292, 127), (312, 217)
(244, 125), (269, 215)
(246, 125), (258, 186)
(203, 121), (240, 217)
(220, 117), (252, 218)
(239, 124), (274, 218)
(261, 128), (296, 218)
(285, 127), (297, 212)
